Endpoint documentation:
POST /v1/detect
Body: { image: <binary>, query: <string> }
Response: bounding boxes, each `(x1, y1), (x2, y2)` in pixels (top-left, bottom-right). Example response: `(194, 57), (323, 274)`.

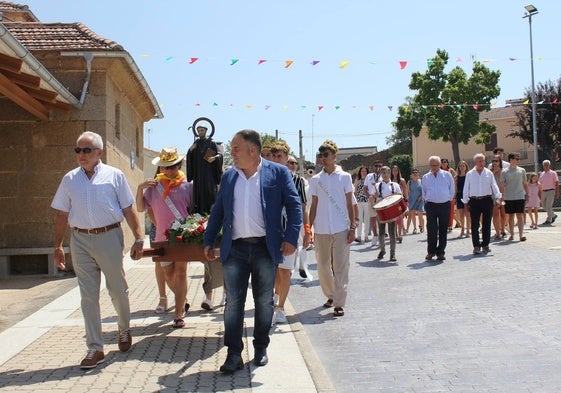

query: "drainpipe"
(78, 52), (93, 105)
(61, 51), (164, 119)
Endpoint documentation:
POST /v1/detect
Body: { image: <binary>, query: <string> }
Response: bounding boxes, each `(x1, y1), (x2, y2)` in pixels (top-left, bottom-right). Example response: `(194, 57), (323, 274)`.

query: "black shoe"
(253, 348), (268, 367)
(299, 268), (307, 278)
(220, 354), (244, 373)
(389, 255), (397, 262)
(377, 251), (386, 259)
(436, 254), (446, 261)
(552, 214), (558, 224)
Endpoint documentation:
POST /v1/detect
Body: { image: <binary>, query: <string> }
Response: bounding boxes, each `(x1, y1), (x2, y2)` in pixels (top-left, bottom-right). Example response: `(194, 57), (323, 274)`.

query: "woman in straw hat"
(136, 147), (193, 328)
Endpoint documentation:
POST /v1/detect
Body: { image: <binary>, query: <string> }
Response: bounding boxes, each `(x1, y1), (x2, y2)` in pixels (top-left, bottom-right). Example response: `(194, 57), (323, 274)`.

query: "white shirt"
(310, 166), (353, 234)
(375, 180), (402, 200)
(364, 172), (381, 195)
(51, 161), (135, 228)
(461, 167), (502, 204)
(232, 162), (266, 240)
(421, 169), (455, 203)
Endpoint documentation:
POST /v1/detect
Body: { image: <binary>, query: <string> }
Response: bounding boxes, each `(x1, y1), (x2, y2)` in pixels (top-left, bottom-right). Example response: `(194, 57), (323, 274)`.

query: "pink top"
(526, 182), (540, 208)
(143, 180), (193, 241)
(539, 170), (559, 190)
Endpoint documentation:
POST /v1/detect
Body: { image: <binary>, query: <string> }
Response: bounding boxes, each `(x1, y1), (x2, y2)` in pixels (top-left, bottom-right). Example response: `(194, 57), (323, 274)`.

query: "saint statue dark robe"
(186, 137), (223, 214)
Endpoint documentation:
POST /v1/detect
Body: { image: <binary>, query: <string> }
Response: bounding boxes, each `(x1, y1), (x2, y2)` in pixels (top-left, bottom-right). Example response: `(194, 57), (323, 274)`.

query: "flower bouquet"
(143, 213), (221, 262)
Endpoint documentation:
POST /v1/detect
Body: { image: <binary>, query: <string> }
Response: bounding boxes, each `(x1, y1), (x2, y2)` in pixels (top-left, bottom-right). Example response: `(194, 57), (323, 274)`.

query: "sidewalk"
(0, 252), (331, 392)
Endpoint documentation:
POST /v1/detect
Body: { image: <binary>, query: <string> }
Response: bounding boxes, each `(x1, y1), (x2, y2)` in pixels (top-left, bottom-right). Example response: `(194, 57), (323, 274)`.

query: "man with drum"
(363, 160), (383, 247)
(372, 166), (402, 262)
(422, 156), (455, 261)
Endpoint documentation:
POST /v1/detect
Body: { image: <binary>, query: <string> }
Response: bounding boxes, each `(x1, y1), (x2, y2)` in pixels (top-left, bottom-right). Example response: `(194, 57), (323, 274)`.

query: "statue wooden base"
(142, 241), (220, 262)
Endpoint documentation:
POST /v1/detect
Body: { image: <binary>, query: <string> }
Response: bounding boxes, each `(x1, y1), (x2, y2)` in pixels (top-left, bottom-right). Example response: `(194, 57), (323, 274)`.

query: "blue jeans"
(221, 238), (276, 355)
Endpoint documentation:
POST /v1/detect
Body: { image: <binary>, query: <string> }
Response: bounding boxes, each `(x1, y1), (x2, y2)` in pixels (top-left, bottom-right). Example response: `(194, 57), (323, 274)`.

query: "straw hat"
(151, 147), (185, 167)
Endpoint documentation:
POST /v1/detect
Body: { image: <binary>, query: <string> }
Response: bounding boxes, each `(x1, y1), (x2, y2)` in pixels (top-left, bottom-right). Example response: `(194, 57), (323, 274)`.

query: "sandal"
(323, 299), (333, 308)
(508, 235), (514, 241)
(520, 236), (527, 241)
(184, 302), (191, 314)
(333, 307), (345, 317)
(155, 296), (167, 314)
(419, 227), (424, 233)
(412, 228), (417, 234)
(172, 318), (185, 328)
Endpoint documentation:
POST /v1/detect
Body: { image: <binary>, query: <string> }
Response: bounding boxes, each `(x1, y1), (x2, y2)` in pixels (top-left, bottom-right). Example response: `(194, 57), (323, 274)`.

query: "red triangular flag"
(399, 61), (407, 70)
(189, 58), (199, 64)
(553, 98), (559, 105)
(258, 59), (267, 65)
(318, 105), (324, 111)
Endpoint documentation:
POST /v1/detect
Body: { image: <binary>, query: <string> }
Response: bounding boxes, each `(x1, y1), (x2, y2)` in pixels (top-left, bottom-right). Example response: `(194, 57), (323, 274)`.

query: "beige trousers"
(314, 230), (350, 308)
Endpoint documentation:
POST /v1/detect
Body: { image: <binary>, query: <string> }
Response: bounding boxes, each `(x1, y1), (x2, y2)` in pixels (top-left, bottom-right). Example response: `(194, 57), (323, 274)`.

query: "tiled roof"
(0, 1), (27, 11)
(4, 22), (123, 51)
(480, 105), (519, 121)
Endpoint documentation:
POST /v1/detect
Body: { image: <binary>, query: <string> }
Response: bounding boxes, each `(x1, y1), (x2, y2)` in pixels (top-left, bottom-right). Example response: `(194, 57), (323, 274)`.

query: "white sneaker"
(371, 237), (378, 247)
(273, 307), (287, 324)
(201, 298), (213, 311)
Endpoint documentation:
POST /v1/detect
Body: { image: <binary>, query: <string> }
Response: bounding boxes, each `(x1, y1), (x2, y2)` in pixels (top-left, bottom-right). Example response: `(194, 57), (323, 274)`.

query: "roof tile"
(4, 22), (123, 51)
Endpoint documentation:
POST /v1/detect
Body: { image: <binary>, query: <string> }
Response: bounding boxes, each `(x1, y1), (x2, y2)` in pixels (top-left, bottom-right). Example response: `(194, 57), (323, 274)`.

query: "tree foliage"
(508, 78), (561, 166)
(393, 49), (501, 164)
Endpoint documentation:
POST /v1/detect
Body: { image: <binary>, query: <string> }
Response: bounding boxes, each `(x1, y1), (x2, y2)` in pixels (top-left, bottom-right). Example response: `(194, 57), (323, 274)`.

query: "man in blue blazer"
(203, 129), (302, 373)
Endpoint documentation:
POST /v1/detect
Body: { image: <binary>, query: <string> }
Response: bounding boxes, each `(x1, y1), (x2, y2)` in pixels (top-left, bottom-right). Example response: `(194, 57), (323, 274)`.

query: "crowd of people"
(51, 131), (559, 373)
(352, 147), (559, 259)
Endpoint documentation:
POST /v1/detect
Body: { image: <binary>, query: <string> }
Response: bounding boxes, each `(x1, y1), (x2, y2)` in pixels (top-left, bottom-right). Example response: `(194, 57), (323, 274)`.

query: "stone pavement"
(289, 211), (561, 392)
(0, 253), (330, 392)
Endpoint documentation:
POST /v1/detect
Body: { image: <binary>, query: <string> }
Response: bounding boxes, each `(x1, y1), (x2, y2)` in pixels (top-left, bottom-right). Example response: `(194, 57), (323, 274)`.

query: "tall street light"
(524, 4), (539, 173)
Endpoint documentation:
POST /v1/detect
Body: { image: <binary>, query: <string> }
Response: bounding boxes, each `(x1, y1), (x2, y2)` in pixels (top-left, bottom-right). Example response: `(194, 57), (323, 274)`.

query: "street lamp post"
(524, 4), (539, 173)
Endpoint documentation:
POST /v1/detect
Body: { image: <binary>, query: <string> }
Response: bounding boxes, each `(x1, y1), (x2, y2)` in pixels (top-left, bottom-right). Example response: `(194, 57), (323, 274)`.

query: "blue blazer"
(203, 159), (302, 264)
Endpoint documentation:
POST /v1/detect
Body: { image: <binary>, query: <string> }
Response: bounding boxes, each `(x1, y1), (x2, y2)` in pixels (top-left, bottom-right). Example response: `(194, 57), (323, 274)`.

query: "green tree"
(508, 78), (561, 167)
(394, 49), (501, 164)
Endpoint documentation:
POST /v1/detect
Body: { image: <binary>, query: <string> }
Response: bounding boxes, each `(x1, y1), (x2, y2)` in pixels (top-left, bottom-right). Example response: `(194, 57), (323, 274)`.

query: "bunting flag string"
(185, 99), (559, 112)
(136, 53), (556, 69)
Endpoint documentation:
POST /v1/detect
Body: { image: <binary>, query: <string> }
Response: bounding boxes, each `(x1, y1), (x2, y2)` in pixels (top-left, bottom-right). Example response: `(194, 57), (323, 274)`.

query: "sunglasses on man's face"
(287, 161), (297, 165)
(74, 147), (98, 154)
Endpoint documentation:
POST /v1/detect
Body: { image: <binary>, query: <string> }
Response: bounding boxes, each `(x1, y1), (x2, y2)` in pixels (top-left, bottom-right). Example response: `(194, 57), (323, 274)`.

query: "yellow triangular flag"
(523, 99), (530, 105)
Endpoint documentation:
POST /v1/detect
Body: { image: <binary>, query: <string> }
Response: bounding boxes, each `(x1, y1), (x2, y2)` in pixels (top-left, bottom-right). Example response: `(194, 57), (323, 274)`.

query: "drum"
(373, 194), (408, 223)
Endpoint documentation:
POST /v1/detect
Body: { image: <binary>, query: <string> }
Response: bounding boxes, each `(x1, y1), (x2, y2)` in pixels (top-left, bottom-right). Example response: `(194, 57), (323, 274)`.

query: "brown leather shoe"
(80, 349), (105, 369)
(118, 329), (132, 352)
(436, 254), (446, 260)
(482, 246), (491, 253)
(425, 253), (435, 260)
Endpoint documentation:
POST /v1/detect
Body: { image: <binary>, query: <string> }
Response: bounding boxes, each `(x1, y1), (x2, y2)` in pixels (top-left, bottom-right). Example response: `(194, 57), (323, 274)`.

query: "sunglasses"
(287, 161), (297, 165)
(492, 160), (499, 163)
(317, 152), (330, 158)
(74, 147), (98, 154)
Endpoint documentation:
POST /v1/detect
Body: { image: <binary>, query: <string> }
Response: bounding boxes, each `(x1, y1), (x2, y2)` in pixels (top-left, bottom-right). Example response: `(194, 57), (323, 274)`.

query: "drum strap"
(317, 180), (350, 226)
(378, 181), (395, 199)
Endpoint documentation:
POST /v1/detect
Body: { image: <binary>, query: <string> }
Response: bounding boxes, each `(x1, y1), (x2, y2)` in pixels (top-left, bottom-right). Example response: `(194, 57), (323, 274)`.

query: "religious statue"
(186, 117), (223, 214)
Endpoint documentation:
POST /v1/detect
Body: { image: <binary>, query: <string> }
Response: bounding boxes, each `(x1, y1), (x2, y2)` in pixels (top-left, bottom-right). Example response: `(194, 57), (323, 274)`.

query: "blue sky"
(24, 1), (561, 161)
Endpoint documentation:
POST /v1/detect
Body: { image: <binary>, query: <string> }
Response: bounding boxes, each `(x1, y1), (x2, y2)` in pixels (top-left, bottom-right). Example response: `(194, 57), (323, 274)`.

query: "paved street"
(0, 211), (560, 392)
(289, 212), (561, 392)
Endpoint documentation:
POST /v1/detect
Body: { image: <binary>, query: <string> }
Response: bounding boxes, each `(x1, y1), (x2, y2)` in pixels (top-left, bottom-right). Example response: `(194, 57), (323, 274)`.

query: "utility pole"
(298, 129), (304, 175)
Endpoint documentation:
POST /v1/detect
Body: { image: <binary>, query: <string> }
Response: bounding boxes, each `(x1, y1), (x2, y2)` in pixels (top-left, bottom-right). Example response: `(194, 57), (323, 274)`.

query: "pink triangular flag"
(318, 105), (324, 111)
(473, 104), (478, 110)
(189, 57), (199, 64)
(265, 105), (271, 110)
(194, 103), (201, 107)
(258, 59), (267, 65)
(399, 61), (407, 70)
(456, 57), (463, 62)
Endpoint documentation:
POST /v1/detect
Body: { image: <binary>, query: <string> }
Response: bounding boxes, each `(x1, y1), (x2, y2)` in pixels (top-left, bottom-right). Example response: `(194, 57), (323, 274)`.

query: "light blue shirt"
(51, 161), (135, 228)
(421, 169), (455, 203)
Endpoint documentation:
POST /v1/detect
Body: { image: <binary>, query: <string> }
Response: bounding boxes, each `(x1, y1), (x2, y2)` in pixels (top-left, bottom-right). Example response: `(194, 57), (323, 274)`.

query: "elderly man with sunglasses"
(52, 131), (144, 369)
